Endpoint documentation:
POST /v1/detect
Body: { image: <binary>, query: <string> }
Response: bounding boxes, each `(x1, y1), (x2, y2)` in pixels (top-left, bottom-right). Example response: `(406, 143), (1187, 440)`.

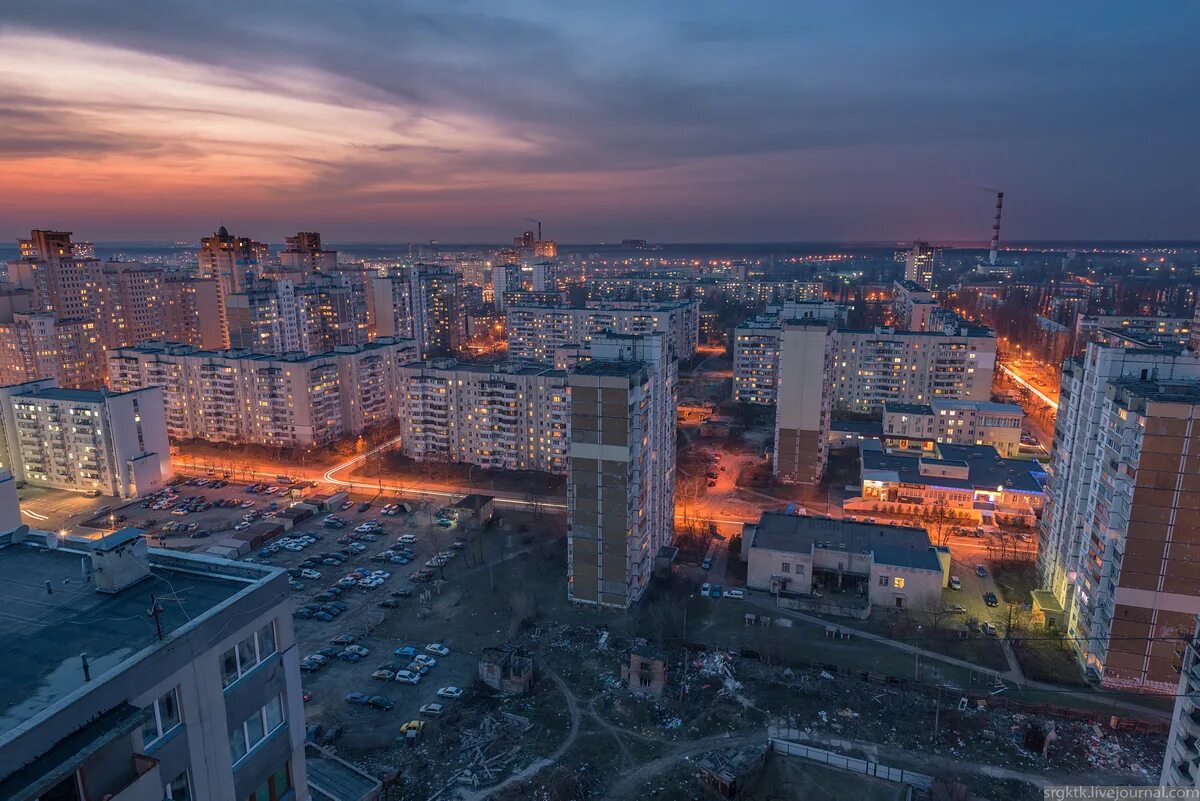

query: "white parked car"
(414, 654), (437, 668)
(394, 670), (420, 684)
(398, 534), (417, 544)
(301, 569), (321, 580)
(425, 643), (450, 657)
(700, 583), (712, 597)
(235, 522), (251, 531)
(724, 588), (745, 600)
(436, 686), (463, 699)
(420, 703), (444, 716)
(345, 645), (369, 657)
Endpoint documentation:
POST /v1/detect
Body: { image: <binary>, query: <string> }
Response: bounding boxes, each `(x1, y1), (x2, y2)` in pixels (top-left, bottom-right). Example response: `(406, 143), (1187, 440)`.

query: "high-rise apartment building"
(0, 528), (308, 801)
(395, 359), (570, 474)
(161, 274), (226, 349)
(732, 301), (846, 405)
(1037, 341), (1200, 693)
(371, 264), (463, 356)
(773, 319), (834, 484)
(829, 324), (995, 413)
(567, 333), (676, 608)
(0, 313), (104, 390)
(280, 231), (337, 274)
(1162, 614), (1200, 786)
(904, 241), (937, 289)
(295, 272), (369, 352)
(198, 226), (270, 296)
(506, 300), (700, 365)
(108, 339), (417, 448)
(0, 379), (172, 498)
(226, 279), (304, 354)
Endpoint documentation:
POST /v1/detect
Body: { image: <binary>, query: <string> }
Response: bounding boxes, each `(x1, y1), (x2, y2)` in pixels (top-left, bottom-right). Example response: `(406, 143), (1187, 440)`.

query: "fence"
(769, 737), (932, 792)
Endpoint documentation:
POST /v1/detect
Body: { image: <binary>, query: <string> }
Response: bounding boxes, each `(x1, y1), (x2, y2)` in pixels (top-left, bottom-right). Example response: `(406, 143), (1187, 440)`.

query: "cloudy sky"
(1, 1), (1196, 243)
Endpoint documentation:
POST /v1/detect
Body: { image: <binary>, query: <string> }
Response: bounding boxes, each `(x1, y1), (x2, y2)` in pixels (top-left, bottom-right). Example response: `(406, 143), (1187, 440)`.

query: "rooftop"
(0, 532), (268, 735)
(748, 512), (939, 571)
(305, 743), (382, 801)
(861, 443), (1045, 494)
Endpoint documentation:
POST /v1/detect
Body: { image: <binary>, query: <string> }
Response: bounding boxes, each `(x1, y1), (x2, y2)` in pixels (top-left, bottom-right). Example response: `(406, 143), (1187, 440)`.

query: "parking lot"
(88, 474), (536, 752)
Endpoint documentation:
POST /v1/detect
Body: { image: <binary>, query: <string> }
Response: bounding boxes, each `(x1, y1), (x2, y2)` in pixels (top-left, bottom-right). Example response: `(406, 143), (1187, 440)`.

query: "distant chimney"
(989, 191), (1004, 266)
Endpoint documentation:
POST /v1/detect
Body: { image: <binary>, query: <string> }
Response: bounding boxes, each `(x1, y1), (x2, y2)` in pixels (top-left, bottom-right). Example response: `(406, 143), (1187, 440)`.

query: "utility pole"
(148, 594), (165, 640)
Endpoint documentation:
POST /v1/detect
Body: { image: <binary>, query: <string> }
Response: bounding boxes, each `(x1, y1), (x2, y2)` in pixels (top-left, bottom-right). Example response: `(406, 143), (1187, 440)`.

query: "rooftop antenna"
(988, 191), (1004, 266)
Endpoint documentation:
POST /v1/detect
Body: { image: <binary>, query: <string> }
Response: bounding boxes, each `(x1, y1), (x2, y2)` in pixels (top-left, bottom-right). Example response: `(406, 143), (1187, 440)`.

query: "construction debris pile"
(455, 711), (536, 789)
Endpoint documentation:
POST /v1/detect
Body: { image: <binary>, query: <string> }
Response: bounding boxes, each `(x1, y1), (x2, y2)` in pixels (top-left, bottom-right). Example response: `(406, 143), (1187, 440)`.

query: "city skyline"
(2, 2), (1198, 242)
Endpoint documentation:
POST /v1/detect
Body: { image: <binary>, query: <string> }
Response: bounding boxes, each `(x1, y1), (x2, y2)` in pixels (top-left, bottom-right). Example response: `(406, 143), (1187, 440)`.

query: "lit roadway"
(169, 437), (759, 530)
(998, 363), (1059, 410)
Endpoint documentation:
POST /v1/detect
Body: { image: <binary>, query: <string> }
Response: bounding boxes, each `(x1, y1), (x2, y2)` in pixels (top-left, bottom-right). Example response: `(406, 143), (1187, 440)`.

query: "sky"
(1, 1), (1197, 244)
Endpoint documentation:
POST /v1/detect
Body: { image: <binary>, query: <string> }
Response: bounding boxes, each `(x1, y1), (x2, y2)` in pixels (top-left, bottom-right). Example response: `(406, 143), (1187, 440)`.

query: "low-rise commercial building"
(741, 512), (944, 612)
(0, 527), (308, 801)
(0, 379), (171, 498)
(856, 443), (1045, 526)
(882, 400), (1025, 457)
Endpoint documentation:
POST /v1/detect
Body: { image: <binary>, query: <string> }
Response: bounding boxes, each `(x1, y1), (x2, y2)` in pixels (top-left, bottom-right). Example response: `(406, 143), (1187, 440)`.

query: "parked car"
(949, 575), (962, 591)
(425, 643), (450, 657)
(981, 622), (998, 637)
(367, 695), (394, 710)
(344, 692), (370, 706)
(372, 669), (396, 681)
(345, 645), (369, 657)
(394, 670), (420, 684)
(983, 592), (999, 607)
(330, 634), (356, 646)
(701, 558), (713, 570)
(400, 720), (425, 735)
(437, 686), (463, 699)
(724, 588), (745, 600)
(414, 654), (437, 668)
(420, 703), (445, 716)
(338, 650), (362, 663)
(975, 564), (987, 577)
(948, 604), (968, 614)
(700, 583), (711, 597)
(394, 646), (417, 659)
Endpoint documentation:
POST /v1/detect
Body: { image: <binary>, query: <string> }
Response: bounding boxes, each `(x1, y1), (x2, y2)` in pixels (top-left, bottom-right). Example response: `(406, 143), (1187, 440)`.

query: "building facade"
(1037, 342), (1200, 693)
(0, 313), (105, 390)
(882, 400), (1025, 457)
(506, 300), (699, 365)
(395, 359), (569, 474)
(773, 320), (834, 484)
(107, 339), (417, 449)
(567, 334), (676, 608)
(0, 379), (171, 498)
(0, 528), (309, 801)
(371, 264), (463, 356)
(1162, 614), (1200, 787)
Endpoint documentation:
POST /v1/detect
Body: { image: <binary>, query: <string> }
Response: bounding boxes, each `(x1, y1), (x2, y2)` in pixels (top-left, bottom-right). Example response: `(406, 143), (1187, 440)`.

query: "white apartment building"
(903, 241), (937, 289)
(107, 338), (418, 449)
(0, 527), (309, 801)
(1162, 614), (1200, 787)
(395, 359), (569, 474)
(0, 379), (171, 498)
(371, 264), (463, 357)
(829, 324), (996, 413)
(568, 333), (677, 608)
(226, 279), (305, 354)
(733, 301), (845, 405)
(506, 300), (699, 365)
(882, 399), (1025, 457)
(707, 279), (824, 306)
(280, 231), (337, 275)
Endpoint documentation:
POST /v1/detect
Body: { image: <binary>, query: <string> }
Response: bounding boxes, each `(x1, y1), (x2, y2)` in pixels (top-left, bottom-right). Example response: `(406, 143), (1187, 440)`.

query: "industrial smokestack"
(989, 191), (1004, 266)
(538, 221), (542, 241)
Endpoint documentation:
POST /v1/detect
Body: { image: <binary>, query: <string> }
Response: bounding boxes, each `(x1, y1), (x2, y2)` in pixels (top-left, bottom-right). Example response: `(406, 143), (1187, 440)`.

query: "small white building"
(741, 512), (944, 613)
